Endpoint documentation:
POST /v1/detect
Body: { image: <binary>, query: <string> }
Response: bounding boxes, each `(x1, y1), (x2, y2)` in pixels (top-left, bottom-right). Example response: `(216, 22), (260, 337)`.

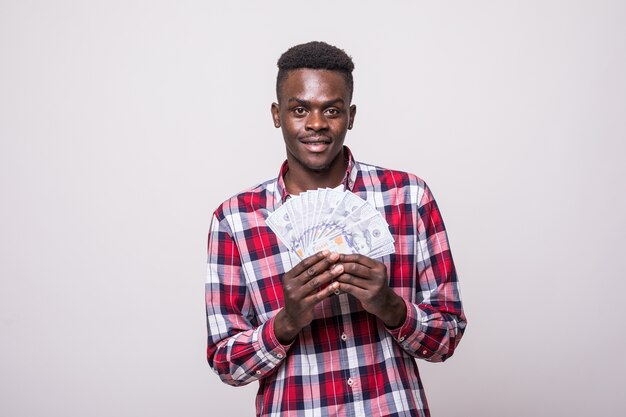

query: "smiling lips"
(300, 137), (331, 152)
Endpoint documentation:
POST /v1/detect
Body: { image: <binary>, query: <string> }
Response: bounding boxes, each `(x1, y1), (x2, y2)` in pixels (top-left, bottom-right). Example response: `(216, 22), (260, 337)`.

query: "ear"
(348, 104), (357, 130)
(271, 102), (281, 128)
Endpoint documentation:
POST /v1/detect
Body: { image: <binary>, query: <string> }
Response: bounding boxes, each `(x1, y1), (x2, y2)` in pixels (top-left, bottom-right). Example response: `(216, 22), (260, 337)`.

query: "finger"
(335, 281), (369, 301)
(287, 251), (329, 279)
(339, 261), (373, 280)
(335, 273), (370, 290)
(338, 253), (378, 269)
(298, 252), (340, 284)
(301, 264), (344, 295)
(306, 280), (341, 304)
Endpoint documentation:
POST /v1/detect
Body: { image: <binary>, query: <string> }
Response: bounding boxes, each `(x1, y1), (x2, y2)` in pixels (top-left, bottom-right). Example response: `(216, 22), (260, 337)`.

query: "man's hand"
(274, 251), (344, 344)
(335, 254), (406, 328)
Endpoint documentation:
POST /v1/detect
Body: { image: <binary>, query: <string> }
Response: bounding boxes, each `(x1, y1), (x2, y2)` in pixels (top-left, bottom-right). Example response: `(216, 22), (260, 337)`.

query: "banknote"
(266, 188), (395, 260)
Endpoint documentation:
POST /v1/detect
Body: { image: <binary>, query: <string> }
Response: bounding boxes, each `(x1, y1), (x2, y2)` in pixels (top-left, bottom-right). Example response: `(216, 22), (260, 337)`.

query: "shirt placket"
(335, 294), (365, 417)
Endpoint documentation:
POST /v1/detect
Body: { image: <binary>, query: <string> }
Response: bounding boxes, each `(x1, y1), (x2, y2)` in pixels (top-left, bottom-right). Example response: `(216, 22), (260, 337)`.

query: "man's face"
(271, 69), (356, 173)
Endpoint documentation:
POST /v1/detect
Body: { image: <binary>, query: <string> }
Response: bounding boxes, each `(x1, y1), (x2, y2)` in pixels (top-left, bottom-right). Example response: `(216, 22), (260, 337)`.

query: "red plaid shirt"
(206, 147), (466, 417)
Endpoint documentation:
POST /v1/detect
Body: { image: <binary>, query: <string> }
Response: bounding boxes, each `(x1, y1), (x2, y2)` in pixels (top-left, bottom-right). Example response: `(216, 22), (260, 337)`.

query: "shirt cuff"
(259, 315), (294, 364)
(385, 297), (422, 341)
(385, 299), (439, 359)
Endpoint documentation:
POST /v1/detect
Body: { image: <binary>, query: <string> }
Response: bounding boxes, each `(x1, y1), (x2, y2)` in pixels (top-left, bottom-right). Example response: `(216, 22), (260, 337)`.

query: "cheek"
(282, 120), (302, 136)
(282, 125), (295, 138)
(281, 126), (300, 146)
(332, 119), (350, 131)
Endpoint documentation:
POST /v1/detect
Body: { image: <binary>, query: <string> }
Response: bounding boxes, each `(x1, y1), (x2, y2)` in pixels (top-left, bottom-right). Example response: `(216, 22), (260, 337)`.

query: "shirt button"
(422, 350), (428, 355)
(276, 353), (283, 358)
(347, 378), (354, 386)
(399, 336), (405, 342)
(341, 333), (348, 341)
(255, 370), (262, 375)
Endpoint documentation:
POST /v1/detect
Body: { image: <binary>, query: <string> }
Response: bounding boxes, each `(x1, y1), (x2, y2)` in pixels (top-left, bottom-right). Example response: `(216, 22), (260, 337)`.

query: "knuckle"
(308, 278), (318, 288)
(318, 271), (332, 283)
(307, 267), (316, 276)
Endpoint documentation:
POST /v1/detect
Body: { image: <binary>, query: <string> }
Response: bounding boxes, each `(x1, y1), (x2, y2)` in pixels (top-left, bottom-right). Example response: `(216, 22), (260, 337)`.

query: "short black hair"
(276, 41), (355, 101)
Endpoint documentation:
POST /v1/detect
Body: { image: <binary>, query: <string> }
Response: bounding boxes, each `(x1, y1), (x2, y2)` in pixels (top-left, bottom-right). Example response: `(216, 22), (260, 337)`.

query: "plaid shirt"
(206, 147), (466, 417)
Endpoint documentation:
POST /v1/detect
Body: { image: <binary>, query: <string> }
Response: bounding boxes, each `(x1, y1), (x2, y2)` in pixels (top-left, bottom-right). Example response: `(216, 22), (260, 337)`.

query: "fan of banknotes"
(266, 188), (395, 260)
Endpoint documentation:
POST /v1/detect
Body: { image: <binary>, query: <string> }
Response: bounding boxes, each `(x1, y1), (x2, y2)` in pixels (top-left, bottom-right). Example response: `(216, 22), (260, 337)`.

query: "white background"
(1, 1), (625, 416)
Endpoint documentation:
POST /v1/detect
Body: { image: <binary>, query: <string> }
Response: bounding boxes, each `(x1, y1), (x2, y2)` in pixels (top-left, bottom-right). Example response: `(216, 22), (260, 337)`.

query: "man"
(206, 41), (466, 417)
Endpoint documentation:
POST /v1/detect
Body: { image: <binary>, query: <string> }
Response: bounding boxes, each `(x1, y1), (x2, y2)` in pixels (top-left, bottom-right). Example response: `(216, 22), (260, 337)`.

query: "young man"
(206, 41), (466, 417)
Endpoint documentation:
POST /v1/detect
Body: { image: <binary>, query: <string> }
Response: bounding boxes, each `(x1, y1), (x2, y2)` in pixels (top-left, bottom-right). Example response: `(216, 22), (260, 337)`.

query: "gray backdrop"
(1, 1), (625, 416)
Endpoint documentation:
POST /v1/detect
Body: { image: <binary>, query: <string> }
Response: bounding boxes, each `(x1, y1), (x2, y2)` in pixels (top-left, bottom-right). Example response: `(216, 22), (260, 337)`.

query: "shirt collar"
(276, 146), (358, 203)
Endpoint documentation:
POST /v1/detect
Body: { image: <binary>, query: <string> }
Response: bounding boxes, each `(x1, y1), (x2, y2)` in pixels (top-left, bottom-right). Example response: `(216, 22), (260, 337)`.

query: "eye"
(293, 107), (307, 116)
(325, 108), (341, 117)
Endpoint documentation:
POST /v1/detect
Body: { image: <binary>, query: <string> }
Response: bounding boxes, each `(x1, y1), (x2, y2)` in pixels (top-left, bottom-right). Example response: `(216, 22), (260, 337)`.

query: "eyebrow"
(286, 97), (346, 107)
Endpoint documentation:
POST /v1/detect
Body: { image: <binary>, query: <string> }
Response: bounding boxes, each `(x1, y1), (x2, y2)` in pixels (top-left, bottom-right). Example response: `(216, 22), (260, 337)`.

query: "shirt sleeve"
(385, 182), (467, 362)
(205, 213), (292, 386)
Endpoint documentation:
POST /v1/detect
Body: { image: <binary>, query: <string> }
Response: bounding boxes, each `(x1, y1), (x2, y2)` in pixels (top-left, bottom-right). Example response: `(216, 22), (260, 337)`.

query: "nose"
(305, 110), (328, 132)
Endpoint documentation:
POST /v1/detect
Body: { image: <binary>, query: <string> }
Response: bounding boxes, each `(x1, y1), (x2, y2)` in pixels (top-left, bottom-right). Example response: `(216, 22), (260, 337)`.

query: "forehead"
(279, 69), (350, 103)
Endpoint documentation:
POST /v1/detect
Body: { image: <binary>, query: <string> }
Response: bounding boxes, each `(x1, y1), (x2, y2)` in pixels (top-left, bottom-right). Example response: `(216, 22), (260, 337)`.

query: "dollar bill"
(266, 188), (395, 260)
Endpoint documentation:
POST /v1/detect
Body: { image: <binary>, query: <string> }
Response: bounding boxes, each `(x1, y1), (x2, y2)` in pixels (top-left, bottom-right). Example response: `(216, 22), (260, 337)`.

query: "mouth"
(299, 137), (331, 153)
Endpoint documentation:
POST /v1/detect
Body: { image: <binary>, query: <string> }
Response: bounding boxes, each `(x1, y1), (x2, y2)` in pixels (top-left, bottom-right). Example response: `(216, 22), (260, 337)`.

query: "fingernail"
(322, 250), (330, 256)
(333, 264), (343, 273)
(332, 283), (341, 295)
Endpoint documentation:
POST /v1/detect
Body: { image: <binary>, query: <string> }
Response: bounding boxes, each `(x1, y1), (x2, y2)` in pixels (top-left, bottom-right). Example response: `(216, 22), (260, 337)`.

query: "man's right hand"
(274, 251), (344, 344)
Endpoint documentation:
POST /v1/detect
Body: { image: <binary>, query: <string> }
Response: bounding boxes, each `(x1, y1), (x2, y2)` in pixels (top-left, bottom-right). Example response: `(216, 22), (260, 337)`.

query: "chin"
(306, 163), (332, 172)
(302, 155), (336, 172)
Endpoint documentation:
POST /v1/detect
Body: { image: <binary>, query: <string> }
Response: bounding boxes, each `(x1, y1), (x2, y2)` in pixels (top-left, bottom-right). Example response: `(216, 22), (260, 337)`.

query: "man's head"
(276, 41), (355, 103)
(271, 42), (357, 190)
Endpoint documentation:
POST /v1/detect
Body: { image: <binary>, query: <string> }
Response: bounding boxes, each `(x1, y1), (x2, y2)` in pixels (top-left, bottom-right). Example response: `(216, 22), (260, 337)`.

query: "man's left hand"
(335, 254), (407, 328)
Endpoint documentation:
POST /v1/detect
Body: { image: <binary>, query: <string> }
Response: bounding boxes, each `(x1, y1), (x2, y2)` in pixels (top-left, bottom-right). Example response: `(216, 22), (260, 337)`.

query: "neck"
(284, 151), (346, 195)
